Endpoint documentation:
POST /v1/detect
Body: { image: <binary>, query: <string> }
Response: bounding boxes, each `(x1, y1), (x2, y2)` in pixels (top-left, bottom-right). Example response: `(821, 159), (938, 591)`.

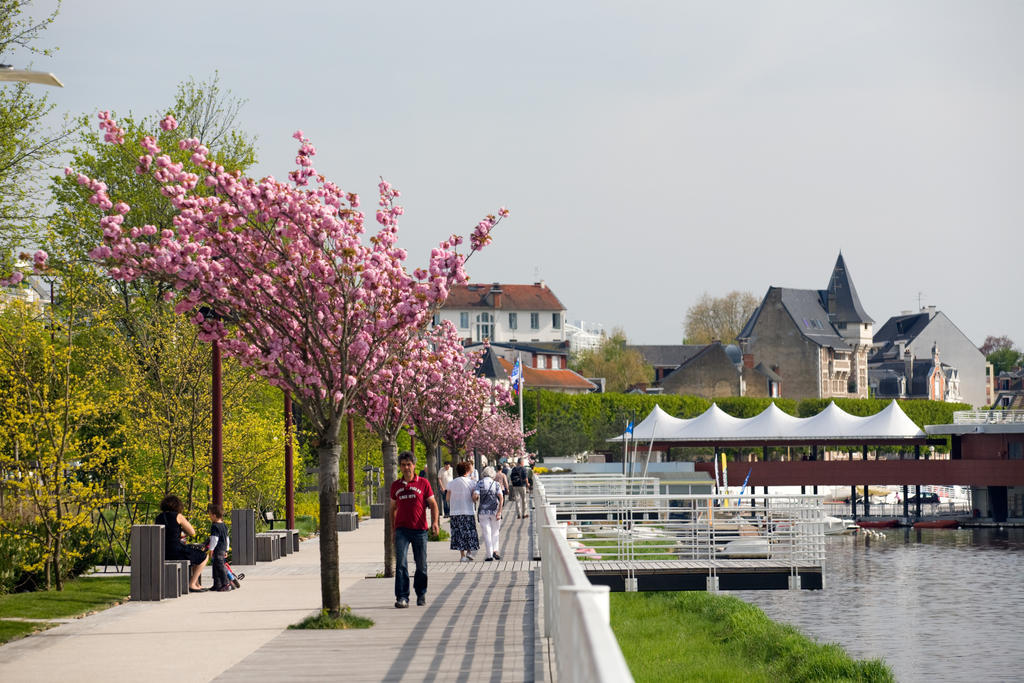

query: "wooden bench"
(261, 509), (285, 530)
(255, 532), (281, 562)
(165, 559), (190, 597)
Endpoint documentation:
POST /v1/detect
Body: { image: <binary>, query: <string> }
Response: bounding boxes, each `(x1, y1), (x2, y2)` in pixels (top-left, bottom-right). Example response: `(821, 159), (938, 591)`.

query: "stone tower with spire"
(820, 252), (874, 396)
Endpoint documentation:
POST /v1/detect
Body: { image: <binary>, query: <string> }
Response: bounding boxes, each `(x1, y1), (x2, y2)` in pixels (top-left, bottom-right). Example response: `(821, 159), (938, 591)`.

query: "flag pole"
(517, 352), (524, 433)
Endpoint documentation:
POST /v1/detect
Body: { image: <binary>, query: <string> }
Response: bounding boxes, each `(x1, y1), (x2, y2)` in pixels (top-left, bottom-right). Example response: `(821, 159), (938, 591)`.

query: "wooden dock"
(216, 515), (546, 682)
(582, 559), (823, 591)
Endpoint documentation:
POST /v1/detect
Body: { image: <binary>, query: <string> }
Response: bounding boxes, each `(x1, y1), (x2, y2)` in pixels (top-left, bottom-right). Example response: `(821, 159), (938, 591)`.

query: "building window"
(432, 313), (440, 326)
(459, 312), (469, 329)
(552, 312), (561, 329)
(537, 355), (546, 369)
(508, 312), (517, 330)
(475, 312), (493, 342)
(530, 312), (539, 329)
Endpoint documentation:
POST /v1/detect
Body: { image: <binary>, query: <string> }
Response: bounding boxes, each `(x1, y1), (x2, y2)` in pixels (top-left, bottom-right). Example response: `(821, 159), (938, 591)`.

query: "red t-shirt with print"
(390, 476), (434, 530)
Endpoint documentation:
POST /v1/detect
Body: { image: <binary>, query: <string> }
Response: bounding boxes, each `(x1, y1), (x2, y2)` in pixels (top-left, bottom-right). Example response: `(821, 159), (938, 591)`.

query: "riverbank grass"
(611, 591), (893, 683)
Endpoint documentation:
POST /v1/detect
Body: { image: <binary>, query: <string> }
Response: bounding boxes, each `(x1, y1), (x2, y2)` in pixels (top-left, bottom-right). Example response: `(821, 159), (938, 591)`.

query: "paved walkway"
(0, 512), (545, 682)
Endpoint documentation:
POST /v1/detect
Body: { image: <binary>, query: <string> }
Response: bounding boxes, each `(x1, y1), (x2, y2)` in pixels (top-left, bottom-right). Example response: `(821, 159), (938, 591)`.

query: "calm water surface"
(730, 528), (1024, 683)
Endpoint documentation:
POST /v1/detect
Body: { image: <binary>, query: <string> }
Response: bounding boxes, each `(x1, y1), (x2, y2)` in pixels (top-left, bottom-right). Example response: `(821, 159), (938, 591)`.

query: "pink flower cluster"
(97, 111), (124, 145)
(1, 250), (49, 287)
(76, 111), (509, 429)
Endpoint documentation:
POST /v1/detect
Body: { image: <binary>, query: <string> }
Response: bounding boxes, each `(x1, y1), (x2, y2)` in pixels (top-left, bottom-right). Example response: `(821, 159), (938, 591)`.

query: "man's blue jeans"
(394, 527), (428, 600)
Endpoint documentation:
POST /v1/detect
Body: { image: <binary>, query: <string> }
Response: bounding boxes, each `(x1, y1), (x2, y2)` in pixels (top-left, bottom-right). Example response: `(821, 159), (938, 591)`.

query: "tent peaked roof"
(732, 402), (802, 440)
(676, 403), (745, 440)
(610, 404), (689, 441)
(792, 402), (861, 439)
(853, 400), (924, 438)
(610, 400), (928, 443)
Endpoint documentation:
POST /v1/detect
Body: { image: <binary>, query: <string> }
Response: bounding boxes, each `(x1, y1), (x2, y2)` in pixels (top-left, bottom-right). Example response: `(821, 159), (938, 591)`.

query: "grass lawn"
(0, 576), (130, 620)
(0, 619), (57, 645)
(611, 591), (893, 683)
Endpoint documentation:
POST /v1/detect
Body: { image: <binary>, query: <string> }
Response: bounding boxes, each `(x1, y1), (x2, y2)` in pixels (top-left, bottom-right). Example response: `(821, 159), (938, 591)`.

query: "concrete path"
(0, 512), (545, 682)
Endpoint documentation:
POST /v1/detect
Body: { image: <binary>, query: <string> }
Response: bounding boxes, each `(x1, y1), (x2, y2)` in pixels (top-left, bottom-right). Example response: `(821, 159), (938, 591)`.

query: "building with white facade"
(439, 281), (566, 344)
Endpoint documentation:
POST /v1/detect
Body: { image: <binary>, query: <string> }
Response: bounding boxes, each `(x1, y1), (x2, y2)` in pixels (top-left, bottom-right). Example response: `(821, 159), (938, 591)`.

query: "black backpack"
(510, 466), (526, 487)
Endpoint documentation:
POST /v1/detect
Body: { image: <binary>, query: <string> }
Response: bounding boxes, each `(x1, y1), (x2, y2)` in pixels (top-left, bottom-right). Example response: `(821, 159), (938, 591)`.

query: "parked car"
(906, 492), (940, 505)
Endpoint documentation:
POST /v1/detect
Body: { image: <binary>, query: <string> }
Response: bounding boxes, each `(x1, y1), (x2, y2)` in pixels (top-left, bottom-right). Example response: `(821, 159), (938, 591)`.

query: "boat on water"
(717, 537), (770, 558)
(912, 519), (959, 529)
(824, 516), (859, 535)
(857, 519), (901, 529)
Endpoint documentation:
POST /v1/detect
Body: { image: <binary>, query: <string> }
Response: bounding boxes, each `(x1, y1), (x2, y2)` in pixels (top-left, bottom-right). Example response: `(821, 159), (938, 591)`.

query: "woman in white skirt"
(447, 460), (480, 561)
(476, 466), (504, 561)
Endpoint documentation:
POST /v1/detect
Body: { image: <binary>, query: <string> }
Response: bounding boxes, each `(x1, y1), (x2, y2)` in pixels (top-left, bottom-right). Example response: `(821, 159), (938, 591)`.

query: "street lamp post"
(0, 65), (63, 87)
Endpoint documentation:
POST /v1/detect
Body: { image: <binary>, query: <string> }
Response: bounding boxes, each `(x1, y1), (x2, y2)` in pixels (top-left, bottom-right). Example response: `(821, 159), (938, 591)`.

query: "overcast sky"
(15, 1), (1024, 347)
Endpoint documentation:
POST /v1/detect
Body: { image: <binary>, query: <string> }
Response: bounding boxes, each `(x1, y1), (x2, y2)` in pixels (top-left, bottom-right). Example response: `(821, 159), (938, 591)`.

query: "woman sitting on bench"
(155, 495), (209, 592)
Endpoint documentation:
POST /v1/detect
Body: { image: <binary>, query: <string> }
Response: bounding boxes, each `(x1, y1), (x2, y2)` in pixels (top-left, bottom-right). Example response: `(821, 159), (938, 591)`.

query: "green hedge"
(524, 390), (968, 460)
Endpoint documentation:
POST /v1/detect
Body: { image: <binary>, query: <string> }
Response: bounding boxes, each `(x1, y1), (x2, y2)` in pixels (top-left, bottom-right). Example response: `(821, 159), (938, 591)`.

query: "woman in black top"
(155, 495), (208, 591)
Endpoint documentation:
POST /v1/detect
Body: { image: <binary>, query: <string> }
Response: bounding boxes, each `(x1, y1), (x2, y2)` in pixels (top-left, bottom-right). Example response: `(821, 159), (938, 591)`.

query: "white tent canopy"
(611, 400), (925, 443)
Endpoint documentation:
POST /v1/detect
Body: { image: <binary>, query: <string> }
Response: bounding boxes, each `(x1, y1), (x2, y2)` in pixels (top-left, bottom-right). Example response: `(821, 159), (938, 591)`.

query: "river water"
(730, 527), (1024, 683)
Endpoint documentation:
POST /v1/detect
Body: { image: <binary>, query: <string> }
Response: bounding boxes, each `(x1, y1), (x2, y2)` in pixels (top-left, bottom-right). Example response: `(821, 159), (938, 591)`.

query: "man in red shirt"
(390, 450), (440, 608)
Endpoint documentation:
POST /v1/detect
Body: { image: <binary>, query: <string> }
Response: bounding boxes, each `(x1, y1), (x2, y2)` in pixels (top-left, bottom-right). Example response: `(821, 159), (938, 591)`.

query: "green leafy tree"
(0, 0), (73, 277)
(573, 327), (653, 393)
(683, 290), (758, 345)
(979, 335), (1021, 375)
(0, 295), (131, 590)
(46, 75), (272, 513)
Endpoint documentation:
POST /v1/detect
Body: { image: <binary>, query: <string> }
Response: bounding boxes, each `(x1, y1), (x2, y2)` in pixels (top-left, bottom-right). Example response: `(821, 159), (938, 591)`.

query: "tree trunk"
(381, 438), (397, 578)
(423, 437), (440, 513)
(54, 529), (63, 591)
(317, 440), (342, 616)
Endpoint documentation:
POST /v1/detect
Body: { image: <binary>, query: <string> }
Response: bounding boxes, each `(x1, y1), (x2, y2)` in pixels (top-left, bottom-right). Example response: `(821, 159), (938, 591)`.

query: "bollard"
(130, 525), (165, 602)
(231, 509), (256, 566)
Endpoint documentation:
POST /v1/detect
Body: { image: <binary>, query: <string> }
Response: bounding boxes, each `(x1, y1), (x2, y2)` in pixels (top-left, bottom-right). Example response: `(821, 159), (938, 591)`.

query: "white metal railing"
(538, 475), (659, 498)
(954, 410), (1024, 424)
(534, 480), (635, 683)
(545, 492), (826, 573)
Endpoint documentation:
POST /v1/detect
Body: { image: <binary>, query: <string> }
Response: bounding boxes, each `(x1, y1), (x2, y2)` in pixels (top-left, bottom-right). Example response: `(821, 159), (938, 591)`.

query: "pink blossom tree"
(76, 111), (506, 616)
(467, 410), (526, 465)
(408, 321), (477, 500)
(441, 367), (513, 464)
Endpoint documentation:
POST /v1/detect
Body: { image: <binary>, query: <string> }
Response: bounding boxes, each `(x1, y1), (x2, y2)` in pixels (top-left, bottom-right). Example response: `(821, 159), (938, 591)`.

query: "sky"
(12, 0), (1024, 347)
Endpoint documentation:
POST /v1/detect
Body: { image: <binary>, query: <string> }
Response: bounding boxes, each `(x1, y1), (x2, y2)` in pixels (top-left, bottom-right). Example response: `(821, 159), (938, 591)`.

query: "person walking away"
(494, 465), (510, 501)
(509, 457), (531, 519)
(438, 461), (453, 518)
(476, 467), (504, 561)
(390, 451), (440, 608)
(206, 503), (232, 591)
(155, 495), (208, 591)
(447, 461), (480, 561)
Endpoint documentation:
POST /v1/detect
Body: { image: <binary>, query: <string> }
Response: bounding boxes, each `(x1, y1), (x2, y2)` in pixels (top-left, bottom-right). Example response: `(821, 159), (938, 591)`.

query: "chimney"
(742, 353), (755, 369)
(904, 345), (913, 387)
(490, 282), (502, 308)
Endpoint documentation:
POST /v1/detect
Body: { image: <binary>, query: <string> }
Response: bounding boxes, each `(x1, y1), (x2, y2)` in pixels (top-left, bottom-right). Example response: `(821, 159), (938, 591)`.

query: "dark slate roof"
(753, 362), (782, 382)
(629, 345), (706, 368)
(819, 253), (873, 324)
(873, 312), (931, 346)
(475, 347), (508, 380)
(779, 288), (851, 349)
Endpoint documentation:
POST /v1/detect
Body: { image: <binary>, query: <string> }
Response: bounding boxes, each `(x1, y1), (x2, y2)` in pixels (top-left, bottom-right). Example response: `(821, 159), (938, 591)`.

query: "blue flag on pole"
(625, 421), (634, 435)
(510, 358), (522, 394)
